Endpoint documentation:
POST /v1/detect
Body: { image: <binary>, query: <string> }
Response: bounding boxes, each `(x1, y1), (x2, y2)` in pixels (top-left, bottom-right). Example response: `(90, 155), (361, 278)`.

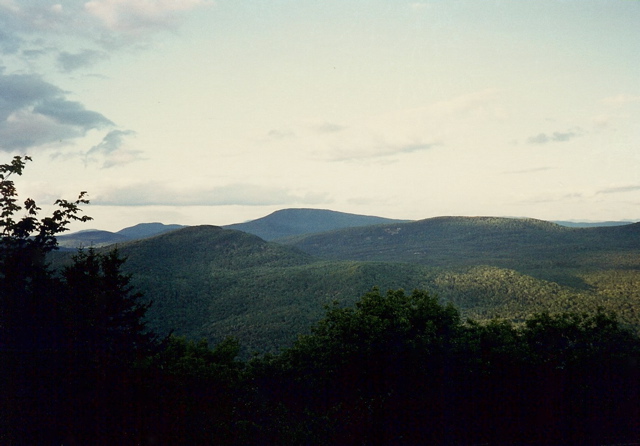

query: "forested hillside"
(283, 216), (640, 268)
(80, 217), (640, 356)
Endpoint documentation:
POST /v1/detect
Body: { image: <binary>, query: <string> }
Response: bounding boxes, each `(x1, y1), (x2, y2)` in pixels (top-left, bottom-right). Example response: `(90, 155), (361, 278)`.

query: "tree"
(248, 288), (465, 444)
(62, 247), (157, 369)
(0, 156), (159, 444)
(1, 155), (91, 349)
(247, 289), (640, 445)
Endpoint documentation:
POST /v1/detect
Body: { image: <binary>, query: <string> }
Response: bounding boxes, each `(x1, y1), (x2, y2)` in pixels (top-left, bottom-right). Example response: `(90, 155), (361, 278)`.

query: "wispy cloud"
(602, 94), (640, 106)
(409, 3), (428, 11)
(517, 192), (584, 205)
(84, 0), (212, 34)
(93, 182), (330, 206)
(57, 49), (109, 72)
(328, 139), (439, 162)
(85, 129), (142, 168)
(267, 129), (295, 140)
(314, 122), (347, 134)
(596, 185), (640, 195)
(429, 88), (501, 116)
(526, 130), (582, 145)
(503, 167), (552, 175)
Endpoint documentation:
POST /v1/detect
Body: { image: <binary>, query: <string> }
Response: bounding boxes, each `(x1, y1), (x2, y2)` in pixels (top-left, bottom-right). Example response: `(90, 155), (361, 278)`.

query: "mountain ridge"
(281, 216), (640, 270)
(58, 209), (637, 249)
(57, 222), (186, 249)
(51, 216), (640, 356)
(222, 208), (410, 241)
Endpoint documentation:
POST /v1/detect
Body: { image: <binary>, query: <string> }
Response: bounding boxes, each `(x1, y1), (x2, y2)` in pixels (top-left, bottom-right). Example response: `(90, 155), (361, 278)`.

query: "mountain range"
(52, 209), (640, 356)
(57, 222), (187, 248)
(56, 209), (406, 248)
(59, 209), (634, 248)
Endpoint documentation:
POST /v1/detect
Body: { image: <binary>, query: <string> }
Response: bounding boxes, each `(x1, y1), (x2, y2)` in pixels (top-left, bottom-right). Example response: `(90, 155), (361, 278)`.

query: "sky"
(1, 0), (639, 232)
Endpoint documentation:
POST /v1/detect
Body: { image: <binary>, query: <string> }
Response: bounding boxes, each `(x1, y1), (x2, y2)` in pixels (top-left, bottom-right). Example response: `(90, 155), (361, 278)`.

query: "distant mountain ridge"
(553, 220), (635, 228)
(282, 216), (640, 269)
(57, 222), (186, 249)
(57, 209), (635, 249)
(50, 215), (640, 356)
(223, 208), (410, 241)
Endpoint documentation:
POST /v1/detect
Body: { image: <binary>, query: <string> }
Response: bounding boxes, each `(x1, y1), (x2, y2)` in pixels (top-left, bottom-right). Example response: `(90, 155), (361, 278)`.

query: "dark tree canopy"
(247, 288), (640, 445)
(0, 156), (159, 444)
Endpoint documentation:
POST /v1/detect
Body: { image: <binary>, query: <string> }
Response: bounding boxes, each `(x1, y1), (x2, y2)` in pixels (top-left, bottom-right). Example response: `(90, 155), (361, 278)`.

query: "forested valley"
(2, 156), (640, 445)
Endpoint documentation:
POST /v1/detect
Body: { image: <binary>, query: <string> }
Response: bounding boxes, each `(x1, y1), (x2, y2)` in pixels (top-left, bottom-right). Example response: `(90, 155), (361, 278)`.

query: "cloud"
(84, 0), (212, 34)
(0, 0), (212, 58)
(0, 26), (21, 54)
(517, 192), (584, 205)
(596, 185), (640, 195)
(267, 129), (295, 140)
(526, 130), (581, 145)
(93, 182), (330, 206)
(0, 73), (113, 151)
(328, 137), (439, 162)
(34, 97), (113, 128)
(602, 94), (640, 106)
(315, 122), (347, 134)
(503, 167), (552, 175)
(429, 88), (501, 116)
(57, 49), (109, 71)
(85, 129), (142, 168)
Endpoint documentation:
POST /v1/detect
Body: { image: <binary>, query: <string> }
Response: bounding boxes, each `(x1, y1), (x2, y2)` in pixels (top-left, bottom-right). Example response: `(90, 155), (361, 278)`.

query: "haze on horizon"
(1, 0), (639, 232)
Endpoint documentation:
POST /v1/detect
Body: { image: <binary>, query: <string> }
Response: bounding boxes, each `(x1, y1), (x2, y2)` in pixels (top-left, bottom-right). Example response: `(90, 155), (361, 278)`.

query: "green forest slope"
(84, 219), (640, 355)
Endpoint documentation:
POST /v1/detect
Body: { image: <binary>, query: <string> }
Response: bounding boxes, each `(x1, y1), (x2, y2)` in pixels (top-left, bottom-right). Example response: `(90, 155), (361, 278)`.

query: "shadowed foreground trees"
(0, 157), (160, 444)
(246, 288), (640, 445)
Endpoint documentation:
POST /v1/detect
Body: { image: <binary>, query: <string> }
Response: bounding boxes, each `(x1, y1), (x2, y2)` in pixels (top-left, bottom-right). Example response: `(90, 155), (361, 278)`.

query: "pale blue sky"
(1, 0), (639, 231)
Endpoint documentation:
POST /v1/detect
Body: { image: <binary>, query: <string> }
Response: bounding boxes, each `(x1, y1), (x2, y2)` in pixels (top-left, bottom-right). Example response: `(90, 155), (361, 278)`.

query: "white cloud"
(602, 94), (640, 106)
(93, 182), (330, 207)
(327, 139), (439, 162)
(429, 88), (502, 116)
(503, 167), (552, 175)
(85, 129), (142, 168)
(84, 0), (212, 33)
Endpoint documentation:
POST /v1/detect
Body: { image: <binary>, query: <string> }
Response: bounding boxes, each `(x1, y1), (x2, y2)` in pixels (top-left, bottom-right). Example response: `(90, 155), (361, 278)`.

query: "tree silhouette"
(0, 156), (158, 444)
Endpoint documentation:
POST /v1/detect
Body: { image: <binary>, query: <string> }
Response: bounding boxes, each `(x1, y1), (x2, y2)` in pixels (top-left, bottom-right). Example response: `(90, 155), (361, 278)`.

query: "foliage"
(0, 155), (91, 254)
(139, 335), (245, 444)
(0, 156), (158, 444)
(62, 248), (157, 367)
(247, 288), (640, 445)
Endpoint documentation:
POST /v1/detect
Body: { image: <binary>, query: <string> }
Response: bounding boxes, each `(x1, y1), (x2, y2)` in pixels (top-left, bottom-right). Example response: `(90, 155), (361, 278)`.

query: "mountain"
(51, 216), (640, 356)
(57, 230), (130, 249)
(223, 208), (409, 241)
(116, 222), (186, 239)
(282, 216), (640, 271)
(57, 222), (186, 249)
(553, 220), (636, 228)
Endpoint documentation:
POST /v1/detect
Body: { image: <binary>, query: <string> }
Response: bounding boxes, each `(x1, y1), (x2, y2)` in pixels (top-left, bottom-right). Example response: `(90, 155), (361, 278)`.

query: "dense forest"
(2, 156), (640, 444)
